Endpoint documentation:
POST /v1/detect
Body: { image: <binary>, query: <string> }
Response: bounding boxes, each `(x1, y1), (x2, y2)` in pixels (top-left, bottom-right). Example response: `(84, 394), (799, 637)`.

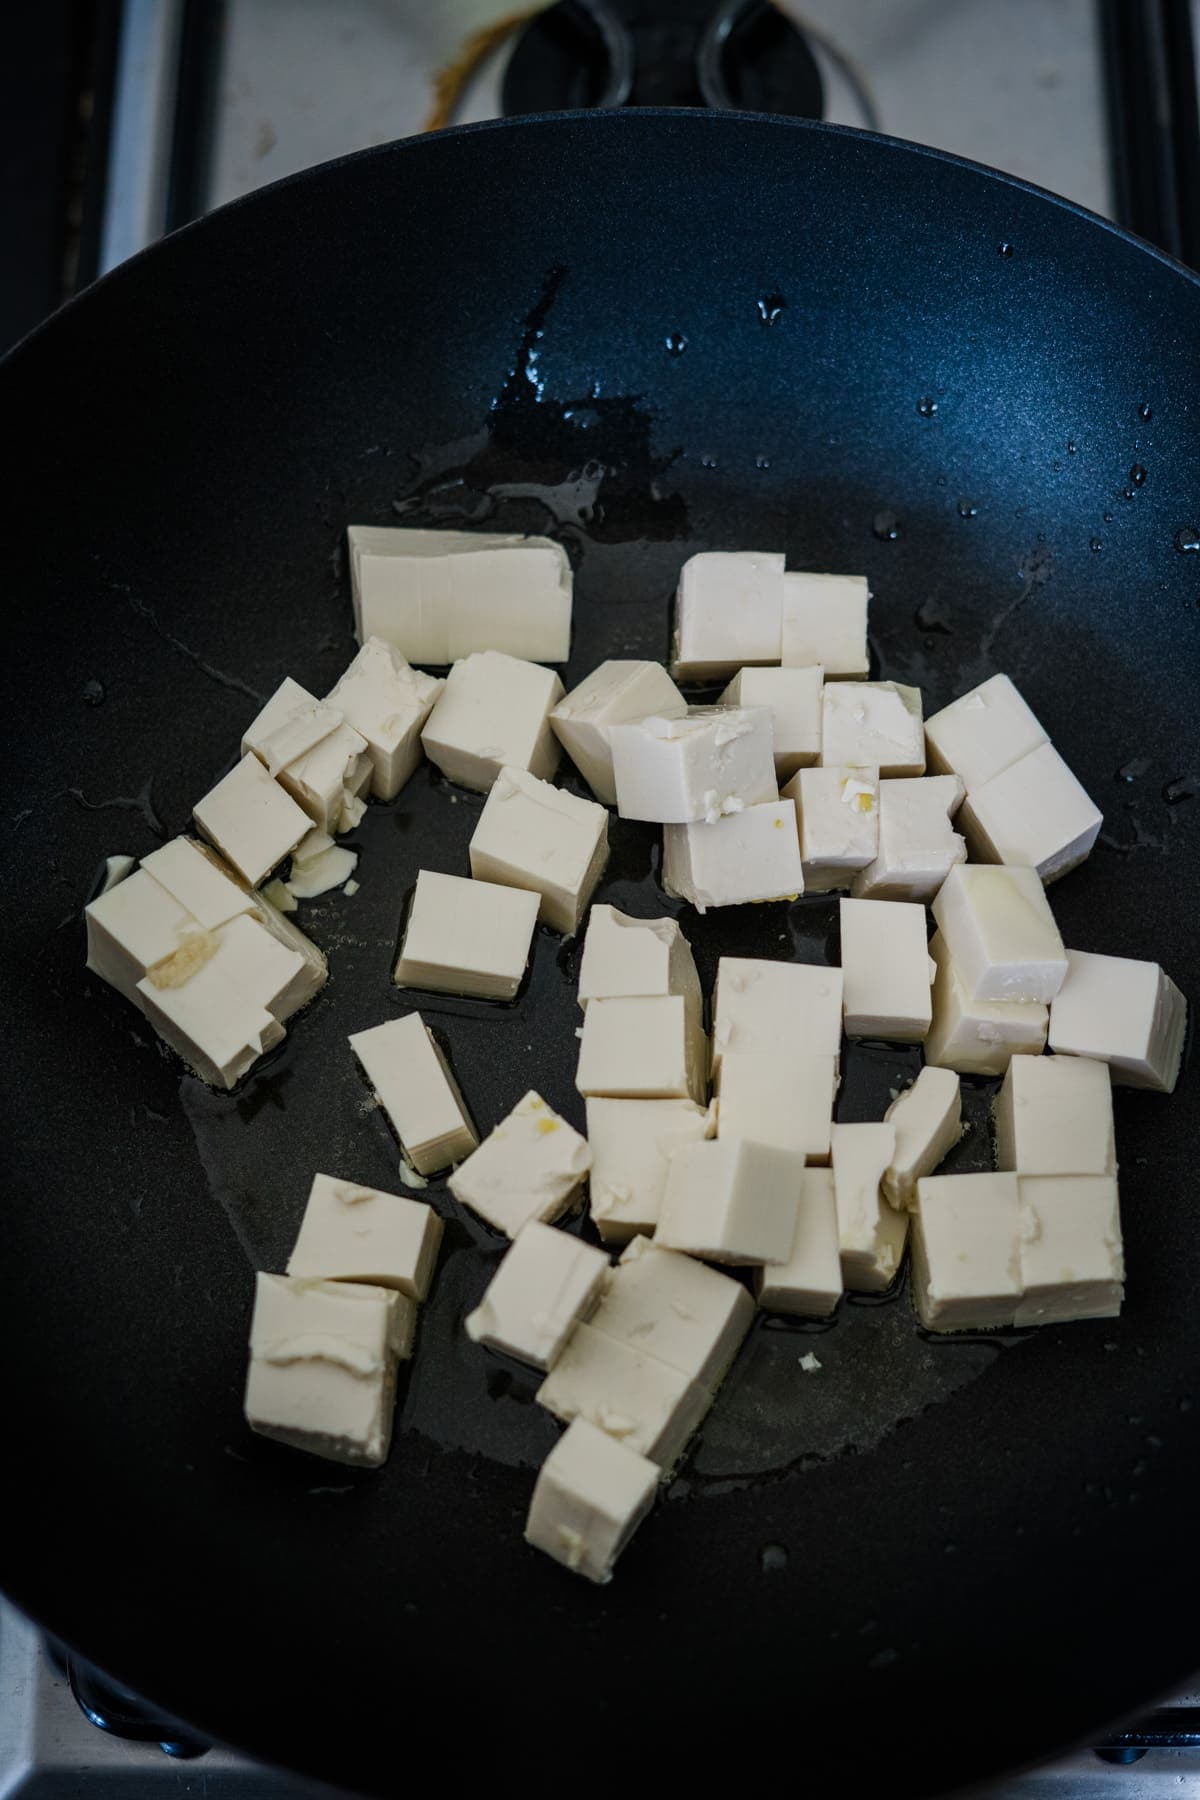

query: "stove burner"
(501, 0), (824, 119)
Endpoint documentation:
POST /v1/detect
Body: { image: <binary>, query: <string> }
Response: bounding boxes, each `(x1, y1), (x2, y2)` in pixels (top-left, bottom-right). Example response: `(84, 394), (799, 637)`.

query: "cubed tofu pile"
(83, 530), (1189, 1588)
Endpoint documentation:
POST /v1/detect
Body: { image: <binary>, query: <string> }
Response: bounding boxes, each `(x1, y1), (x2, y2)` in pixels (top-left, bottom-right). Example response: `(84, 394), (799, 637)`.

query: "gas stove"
(4, 2), (1200, 1793)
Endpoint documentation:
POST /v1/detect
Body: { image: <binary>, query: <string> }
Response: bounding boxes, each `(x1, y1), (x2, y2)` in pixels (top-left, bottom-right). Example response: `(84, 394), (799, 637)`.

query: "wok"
(1, 111), (1197, 1797)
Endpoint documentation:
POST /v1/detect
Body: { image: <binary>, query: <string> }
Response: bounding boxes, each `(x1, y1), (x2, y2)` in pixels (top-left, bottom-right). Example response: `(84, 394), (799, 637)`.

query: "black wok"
(1, 111), (1197, 1797)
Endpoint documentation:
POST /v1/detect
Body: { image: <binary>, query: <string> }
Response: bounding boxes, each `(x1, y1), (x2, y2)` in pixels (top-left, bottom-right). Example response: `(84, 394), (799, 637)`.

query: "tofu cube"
(536, 1322), (710, 1469)
(395, 868), (539, 1001)
(655, 1138), (802, 1265)
(586, 1097), (714, 1243)
(242, 677), (371, 834)
(551, 660), (687, 804)
(524, 1417), (658, 1583)
(139, 836), (255, 931)
(839, 897), (933, 1042)
(851, 775), (967, 902)
(287, 1172), (444, 1299)
(138, 945), (284, 1089)
(326, 636), (445, 801)
(85, 868), (203, 1010)
(662, 800), (803, 911)
(780, 572), (870, 678)
(591, 1237), (753, 1389)
(1015, 1175), (1124, 1325)
(925, 930), (1048, 1076)
(719, 665), (822, 779)
(959, 742), (1103, 884)
(575, 995), (707, 1104)
(244, 1273), (412, 1467)
(465, 1221), (609, 1368)
(911, 1173), (1022, 1332)
(193, 753), (312, 887)
(882, 1066), (963, 1209)
(711, 956), (844, 1078)
(348, 526), (572, 664)
(447, 1090), (591, 1237)
(993, 1054), (1115, 1177)
(670, 550), (785, 679)
(609, 708), (777, 825)
(931, 864), (1067, 1004)
(924, 673), (1048, 790)
(241, 676), (331, 767)
(349, 1013), (478, 1175)
(469, 766), (608, 935)
(420, 651), (563, 793)
(831, 1122), (908, 1292)
(577, 905), (701, 1023)
(1048, 949), (1187, 1093)
(821, 681), (925, 776)
(782, 764), (880, 892)
(716, 1049), (838, 1163)
(753, 1166), (843, 1316)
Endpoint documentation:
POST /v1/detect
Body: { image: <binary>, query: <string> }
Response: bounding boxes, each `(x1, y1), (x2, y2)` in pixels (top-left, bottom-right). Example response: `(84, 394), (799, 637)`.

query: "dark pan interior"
(0, 112), (1197, 1798)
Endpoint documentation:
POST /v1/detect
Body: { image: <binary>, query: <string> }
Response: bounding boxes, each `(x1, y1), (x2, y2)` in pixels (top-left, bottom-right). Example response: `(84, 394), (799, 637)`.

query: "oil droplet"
(1129, 463), (1146, 487)
(1175, 527), (1200, 553)
(665, 331), (688, 356)
(1138, 401), (1153, 421)
(756, 293), (786, 325)
(1104, 512), (1114, 523)
(82, 679), (106, 706)
(1089, 537), (1102, 552)
(760, 1543), (788, 1573)
(917, 395), (938, 418)
(873, 509), (902, 541)
(957, 498), (978, 518)
(997, 240), (1014, 257)
(700, 453), (718, 470)
(1163, 775), (1197, 804)
(1122, 488), (1136, 501)
(1117, 757), (1151, 782)
(754, 453), (770, 470)
(1066, 439), (1077, 454)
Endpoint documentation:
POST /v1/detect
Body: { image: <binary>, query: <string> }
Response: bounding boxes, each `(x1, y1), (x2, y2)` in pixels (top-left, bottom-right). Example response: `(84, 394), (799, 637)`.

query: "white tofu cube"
(821, 681), (925, 776)
(670, 550), (785, 679)
(348, 526), (572, 664)
(447, 1090), (591, 1237)
(782, 763), (880, 892)
(655, 1138), (802, 1265)
(925, 930), (1048, 1076)
(711, 956), (844, 1078)
(139, 836), (255, 931)
(592, 1237), (753, 1389)
(394, 868), (539, 1001)
(851, 775), (967, 902)
(138, 944), (284, 1090)
(924, 673), (1048, 790)
(469, 766), (608, 935)
(993, 1055), (1115, 1177)
(716, 1049), (838, 1163)
(830, 1122), (908, 1292)
(931, 864), (1067, 1004)
(465, 1221), (609, 1368)
(242, 678), (371, 834)
(1048, 949), (1186, 1093)
(911, 1173), (1021, 1332)
(85, 868), (202, 1010)
(753, 1167), (843, 1316)
(719, 666), (822, 779)
(421, 651), (563, 793)
(662, 801), (803, 911)
(193, 753), (312, 887)
(882, 1066), (963, 1208)
(586, 1097), (714, 1243)
(524, 1417), (658, 1583)
(244, 1273), (412, 1467)
(960, 743), (1103, 884)
(536, 1322), (710, 1469)
(1015, 1175), (1124, 1325)
(287, 1172), (444, 1299)
(550, 660), (687, 804)
(839, 897), (933, 1042)
(241, 676), (325, 763)
(609, 708), (777, 825)
(349, 1013), (478, 1175)
(780, 572), (870, 678)
(577, 905), (701, 1022)
(244, 879), (329, 1005)
(575, 995), (706, 1104)
(326, 636), (445, 801)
